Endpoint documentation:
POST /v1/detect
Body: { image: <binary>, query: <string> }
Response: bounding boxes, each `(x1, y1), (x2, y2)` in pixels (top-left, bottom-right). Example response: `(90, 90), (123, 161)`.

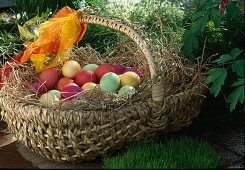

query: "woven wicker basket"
(0, 13), (208, 163)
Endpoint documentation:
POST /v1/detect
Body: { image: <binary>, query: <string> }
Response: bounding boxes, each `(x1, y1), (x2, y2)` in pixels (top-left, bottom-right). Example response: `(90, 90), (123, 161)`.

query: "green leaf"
(17, 24), (35, 41)
(232, 59), (245, 77)
(23, 15), (43, 26)
(209, 9), (220, 27)
(231, 78), (244, 87)
(231, 48), (243, 59)
(212, 54), (233, 64)
(205, 68), (226, 84)
(227, 85), (245, 112)
(192, 10), (207, 21)
(203, 0), (220, 10)
(182, 29), (198, 56)
(205, 68), (227, 97)
(227, 2), (241, 18)
(192, 12), (209, 36)
(192, 33), (198, 50)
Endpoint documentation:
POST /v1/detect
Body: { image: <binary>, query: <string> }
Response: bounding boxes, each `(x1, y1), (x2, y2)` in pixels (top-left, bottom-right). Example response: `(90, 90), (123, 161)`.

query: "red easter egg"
(61, 84), (83, 100)
(57, 77), (75, 91)
(94, 64), (115, 80)
(75, 70), (97, 87)
(39, 68), (59, 90)
(30, 82), (48, 98)
(113, 65), (125, 75)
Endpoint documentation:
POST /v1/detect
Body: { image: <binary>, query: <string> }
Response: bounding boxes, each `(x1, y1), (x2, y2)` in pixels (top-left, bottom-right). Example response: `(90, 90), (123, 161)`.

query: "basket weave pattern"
(0, 14), (208, 162)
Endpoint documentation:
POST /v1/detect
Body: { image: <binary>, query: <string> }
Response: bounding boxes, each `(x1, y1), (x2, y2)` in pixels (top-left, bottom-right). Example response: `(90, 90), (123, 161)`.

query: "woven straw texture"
(0, 13), (208, 163)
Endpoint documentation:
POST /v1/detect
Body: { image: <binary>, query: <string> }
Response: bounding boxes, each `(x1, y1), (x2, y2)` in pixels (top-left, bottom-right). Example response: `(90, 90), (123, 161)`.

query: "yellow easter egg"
(39, 92), (60, 107)
(120, 71), (141, 88)
(82, 82), (97, 90)
(62, 60), (81, 78)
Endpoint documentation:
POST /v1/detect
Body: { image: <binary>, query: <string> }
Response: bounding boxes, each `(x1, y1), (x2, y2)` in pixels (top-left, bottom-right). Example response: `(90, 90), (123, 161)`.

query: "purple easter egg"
(113, 65), (125, 75)
(123, 68), (144, 79)
(30, 82), (48, 98)
(61, 84), (84, 100)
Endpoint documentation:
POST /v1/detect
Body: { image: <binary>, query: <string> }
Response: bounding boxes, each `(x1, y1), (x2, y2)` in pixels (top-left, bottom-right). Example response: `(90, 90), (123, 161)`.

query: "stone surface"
(0, 142), (37, 169)
(210, 143), (243, 167)
(16, 142), (104, 169)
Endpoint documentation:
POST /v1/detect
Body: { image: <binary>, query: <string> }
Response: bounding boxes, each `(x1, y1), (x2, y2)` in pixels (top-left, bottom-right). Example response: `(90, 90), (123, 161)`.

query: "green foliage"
(129, 0), (185, 29)
(205, 48), (244, 111)
(227, 84), (244, 112)
(205, 68), (227, 97)
(84, 0), (108, 9)
(181, 0), (221, 58)
(182, 0), (244, 58)
(102, 0), (186, 48)
(103, 135), (220, 169)
(12, 0), (82, 24)
(0, 17), (23, 64)
(81, 0), (185, 53)
(0, 30), (23, 66)
(78, 0), (123, 54)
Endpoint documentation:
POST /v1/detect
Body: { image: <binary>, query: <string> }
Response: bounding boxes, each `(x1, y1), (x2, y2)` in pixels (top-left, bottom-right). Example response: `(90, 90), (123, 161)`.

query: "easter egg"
(94, 64), (115, 80)
(120, 71), (141, 88)
(57, 77), (75, 91)
(82, 64), (98, 72)
(39, 67), (59, 90)
(100, 72), (120, 92)
(118, 85), (135, 99)
(75, 70), (97, 87)
(30, 82), (48, 98)
(118, 75), (123, 90)
(39, 92), (59, 107)
(61, 84), (83, 100)
(66, 82), (79, 87)
(123, 68), (144, 79)
(62, 60), (81, 78)
(48, 90), (61, 99)
(113, 65), (125, 75)
(82, 82), (97, 90)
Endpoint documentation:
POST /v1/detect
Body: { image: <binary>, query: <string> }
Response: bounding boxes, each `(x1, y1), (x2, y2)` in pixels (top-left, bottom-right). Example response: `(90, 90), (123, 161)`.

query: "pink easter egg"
(112, 65), (125, 75)
(30, 82), (48, 98)
(66, 83), (79, 87)
(123, 68), (144, 79)
(61, 84), (83, 100)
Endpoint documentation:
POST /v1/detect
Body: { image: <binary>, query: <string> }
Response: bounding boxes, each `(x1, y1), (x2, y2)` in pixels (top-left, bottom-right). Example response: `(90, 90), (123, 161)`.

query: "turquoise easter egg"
(82, 64), (99, 72)
(100, 72), (120, 92)
(118, 85), (135, 99)
(48, 90), (61, 99)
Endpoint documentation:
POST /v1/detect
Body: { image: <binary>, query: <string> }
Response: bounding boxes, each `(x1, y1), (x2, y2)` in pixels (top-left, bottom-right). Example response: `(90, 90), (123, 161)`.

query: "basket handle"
(79, 14), (164, 102)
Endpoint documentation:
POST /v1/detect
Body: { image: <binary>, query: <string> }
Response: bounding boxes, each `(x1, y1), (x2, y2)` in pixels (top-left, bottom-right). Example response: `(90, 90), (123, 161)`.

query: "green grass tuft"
(103, 135), (220, 169)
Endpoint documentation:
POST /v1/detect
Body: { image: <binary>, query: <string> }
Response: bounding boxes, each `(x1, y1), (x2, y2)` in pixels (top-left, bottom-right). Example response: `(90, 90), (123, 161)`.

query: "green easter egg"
(118, 85), (135, 99)
(82, 64), (99, 72)
(48, 90), (61, 99)
(100, 72), (120, 92)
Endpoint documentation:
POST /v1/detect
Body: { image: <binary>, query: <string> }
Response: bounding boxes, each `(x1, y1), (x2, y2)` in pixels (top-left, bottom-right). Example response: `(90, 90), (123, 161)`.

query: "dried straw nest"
(0, 34), (205, 112)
